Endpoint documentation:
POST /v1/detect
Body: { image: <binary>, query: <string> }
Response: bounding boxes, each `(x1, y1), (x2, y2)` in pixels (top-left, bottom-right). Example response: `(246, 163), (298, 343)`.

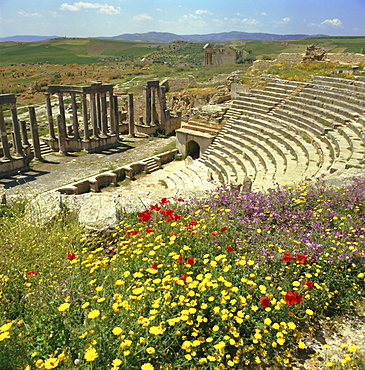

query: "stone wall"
(326, 53), (365, 64)
(252, 52), (365, 70)
(161, 76), (197, 92)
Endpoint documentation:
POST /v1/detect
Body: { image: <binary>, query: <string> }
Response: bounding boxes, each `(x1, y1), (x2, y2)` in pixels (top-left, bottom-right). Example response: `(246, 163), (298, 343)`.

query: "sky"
(0, 0), (365, 38)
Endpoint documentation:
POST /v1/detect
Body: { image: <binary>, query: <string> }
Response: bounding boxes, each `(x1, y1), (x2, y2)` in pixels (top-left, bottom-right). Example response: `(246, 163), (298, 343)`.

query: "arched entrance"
(187, 140), (200, 159)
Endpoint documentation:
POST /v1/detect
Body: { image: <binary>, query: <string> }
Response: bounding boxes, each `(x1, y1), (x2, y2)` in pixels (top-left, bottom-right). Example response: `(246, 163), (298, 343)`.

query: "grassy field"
(1, 35), (365, 110)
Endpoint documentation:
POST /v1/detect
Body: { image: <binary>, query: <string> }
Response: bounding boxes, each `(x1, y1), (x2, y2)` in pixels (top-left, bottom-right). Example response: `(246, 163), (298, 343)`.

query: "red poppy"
(301, 281), (314, 288)
(177, 198), (185, 202)
(180, 274), (187, 282)
(282, 252), (294, 262)
(185, 257), (195, 265)
(259, 296), (271, 307)
(176, 255), (183, 263)
(296, 254), (308, 263)
(225, 246), (233, 252)
(146, 227), (154, 234)
(285, 290), (303, 306)
(189, 219), (198, 226)
(160, 209), (174, 217)
(150, 204), (161, 211)
(26, 270), (39, 276)
(210, 231), (218, 236)
(220, 227), (228, 232)
(151, 263), (158, 270)
(164, 217), (171, 223)
(126, 230), (139, 236)
(160, 198), (170, 205)
(138, 210), (152, 223)
(171, 214), (182, 221)
(66, 253), (76, 261)
(170, 231), (177, 237)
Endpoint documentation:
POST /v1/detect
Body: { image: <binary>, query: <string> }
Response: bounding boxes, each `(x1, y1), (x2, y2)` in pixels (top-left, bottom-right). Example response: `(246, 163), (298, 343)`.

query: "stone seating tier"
(167, 76), (365, 192)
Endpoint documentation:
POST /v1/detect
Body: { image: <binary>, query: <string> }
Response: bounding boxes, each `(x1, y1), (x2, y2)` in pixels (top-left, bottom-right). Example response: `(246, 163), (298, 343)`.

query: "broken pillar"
(56, 114), (67, 155)
(20, 120), (30, 147)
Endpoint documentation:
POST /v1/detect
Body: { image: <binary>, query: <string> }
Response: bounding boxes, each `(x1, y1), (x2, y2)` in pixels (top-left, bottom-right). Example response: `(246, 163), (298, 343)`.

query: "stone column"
(96, 93), (102, 132)
(109, 91), (115, 134)
(101, 92), (108, 136)
(70, 93), (80, 140)
(28, 106), (42, 161)
(128, 93), (135, 137)
(81, 94), (89, 141)
(150, 87), (156, 125)
(0, 107), (11, 159)
(144, 86), (151, 126)
(45, 93), (56, 140)
(20, 120), (30, 147)
(56, 114), (67, 155)
(113, 95), (119, 138)
(90, 93), (98, 138)
(157, 86), (166, 126)
(10, 102), (24, 157)
(58, 93), (67, 138)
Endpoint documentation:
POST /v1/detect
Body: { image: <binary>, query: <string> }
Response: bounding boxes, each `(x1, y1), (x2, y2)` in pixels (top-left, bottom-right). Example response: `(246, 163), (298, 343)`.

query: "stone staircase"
(29, 140), (54, 157)
(141, 157), (160, 174)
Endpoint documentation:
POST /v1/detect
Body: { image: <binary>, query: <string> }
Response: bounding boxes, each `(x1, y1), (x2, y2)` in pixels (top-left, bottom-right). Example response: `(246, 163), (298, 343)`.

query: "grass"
(0, 176), (364, 369)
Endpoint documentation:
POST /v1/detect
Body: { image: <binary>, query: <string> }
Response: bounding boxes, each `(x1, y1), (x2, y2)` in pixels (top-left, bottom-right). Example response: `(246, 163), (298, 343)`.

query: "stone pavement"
(0, 136), (184, 200)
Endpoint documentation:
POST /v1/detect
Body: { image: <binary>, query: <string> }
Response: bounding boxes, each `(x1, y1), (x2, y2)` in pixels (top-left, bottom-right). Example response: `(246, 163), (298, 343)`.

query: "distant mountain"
(108, 31), (325, 43)
(1, 31), (327, 44)
(0, 35), (59, 42)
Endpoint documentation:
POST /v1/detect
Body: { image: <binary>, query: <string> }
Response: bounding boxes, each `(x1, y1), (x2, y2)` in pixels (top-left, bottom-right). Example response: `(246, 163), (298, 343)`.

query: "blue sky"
(0, 0), (364, 38)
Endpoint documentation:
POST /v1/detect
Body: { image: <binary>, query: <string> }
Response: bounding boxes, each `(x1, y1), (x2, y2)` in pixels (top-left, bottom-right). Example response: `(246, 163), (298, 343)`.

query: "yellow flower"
(0, 332), (10, 341)
(58, 303), (70, 312)
(133, 287), (144, 295)
(84, 347), (98, 362)
(120, 340), (132, 349)
(149, 326), (164, 335)
(0, 322), (12, 332)
(277, 338), (286, 345)
(272, 322), (280, 330)
(112, 359), (122, 367)
(287, 322), (296, 330)
(264, 318), (272, 326)
(88, 309), (100, 319)
(348, 345), (360, 352)
(44, 358), (59, 369)
(146, 347), (155, 354)
(95, 286), (103, 292)
(298, 341), (307, 349)
(112, 327), (123, 335)
(306, 309), (314, 316)
(82, 302), (90, 309)
(141, 363), (154, 370)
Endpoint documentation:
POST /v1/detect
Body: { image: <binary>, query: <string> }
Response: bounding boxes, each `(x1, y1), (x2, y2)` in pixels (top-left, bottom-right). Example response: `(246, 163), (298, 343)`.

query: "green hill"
(1, 36), (365, 66)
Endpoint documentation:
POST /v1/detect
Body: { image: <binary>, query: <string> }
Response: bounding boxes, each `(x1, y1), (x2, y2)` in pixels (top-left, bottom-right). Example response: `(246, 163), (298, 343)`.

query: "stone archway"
(187, 140), (200, 159)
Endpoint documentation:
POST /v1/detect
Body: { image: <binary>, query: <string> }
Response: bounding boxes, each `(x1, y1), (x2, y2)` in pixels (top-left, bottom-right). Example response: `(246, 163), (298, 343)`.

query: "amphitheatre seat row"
(167, 76), (365, 192)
